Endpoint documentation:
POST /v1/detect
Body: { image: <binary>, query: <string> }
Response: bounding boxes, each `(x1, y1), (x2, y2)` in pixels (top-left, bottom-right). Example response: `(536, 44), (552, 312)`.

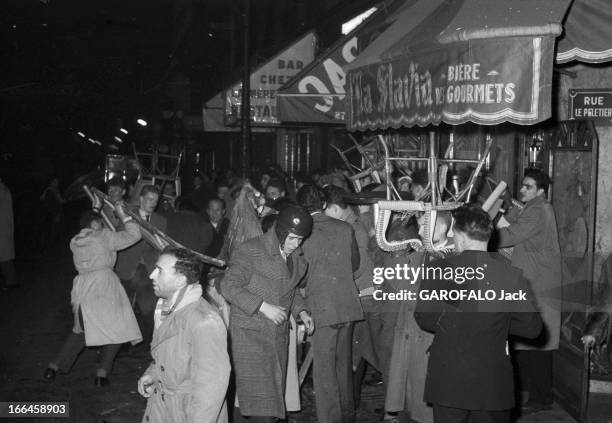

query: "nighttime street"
(2, 0), (612, 423)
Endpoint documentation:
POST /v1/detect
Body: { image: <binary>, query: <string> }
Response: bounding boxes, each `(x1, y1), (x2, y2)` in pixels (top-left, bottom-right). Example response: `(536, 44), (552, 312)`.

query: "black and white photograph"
(1, 0), (612, 422)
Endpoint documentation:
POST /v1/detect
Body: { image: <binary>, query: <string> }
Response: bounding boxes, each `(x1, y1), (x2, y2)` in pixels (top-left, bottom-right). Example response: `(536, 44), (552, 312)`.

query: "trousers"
(52, 308), (121, 374)
(311, 322), (355, 423)
(433, 405), (510, 423)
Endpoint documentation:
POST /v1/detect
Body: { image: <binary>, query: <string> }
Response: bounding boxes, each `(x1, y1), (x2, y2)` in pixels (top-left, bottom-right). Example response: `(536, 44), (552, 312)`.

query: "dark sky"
(0, 0), (375, 169)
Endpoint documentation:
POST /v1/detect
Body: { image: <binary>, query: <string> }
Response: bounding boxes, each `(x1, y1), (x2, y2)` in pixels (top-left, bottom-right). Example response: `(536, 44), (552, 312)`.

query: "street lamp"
(137, 119), (148, 127)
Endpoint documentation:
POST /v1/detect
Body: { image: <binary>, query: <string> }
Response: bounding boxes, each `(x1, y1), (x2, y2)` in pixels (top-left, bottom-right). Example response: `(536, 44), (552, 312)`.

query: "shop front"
(343, 0), (612, 420)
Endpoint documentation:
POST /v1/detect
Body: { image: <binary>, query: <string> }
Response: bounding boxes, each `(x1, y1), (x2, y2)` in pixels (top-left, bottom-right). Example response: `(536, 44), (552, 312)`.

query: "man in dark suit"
(297, 185), (363, 423)
(166, 197), (214, 255)
(115, 184), (167, 346)
(205, 198), (229, 259)
(415, 205), (542, 423)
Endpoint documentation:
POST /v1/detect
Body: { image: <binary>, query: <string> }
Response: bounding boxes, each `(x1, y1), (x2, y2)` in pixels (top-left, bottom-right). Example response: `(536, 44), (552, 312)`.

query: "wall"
(555, 63), (612, 281)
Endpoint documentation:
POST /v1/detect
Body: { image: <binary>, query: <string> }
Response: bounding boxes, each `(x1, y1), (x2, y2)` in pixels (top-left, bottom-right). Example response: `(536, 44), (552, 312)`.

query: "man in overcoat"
(138, 247), (230, 423)
(221, 205), (315, 423)
(297, 185), (363, 423)
(415, 205), (543, 423)
(496, 168), (561, 414)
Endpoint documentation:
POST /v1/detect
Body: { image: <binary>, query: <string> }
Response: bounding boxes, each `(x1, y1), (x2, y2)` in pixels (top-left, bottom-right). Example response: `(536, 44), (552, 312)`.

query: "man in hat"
(221, 205), (315, 423)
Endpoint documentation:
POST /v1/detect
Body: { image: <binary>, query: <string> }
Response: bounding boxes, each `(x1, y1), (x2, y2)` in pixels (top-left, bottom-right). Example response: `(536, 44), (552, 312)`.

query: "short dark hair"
(107, 176), (126, 191)
(523, 168), (551, 193)
(161, 247), (203, 285)
(451, 205), (493, 242)
(140, 184), (160, 197)
(296, 184), (324, 213)
(208, 197), (226, 210)
(80, 210), (103, 229)
(323, 185), (348, 209)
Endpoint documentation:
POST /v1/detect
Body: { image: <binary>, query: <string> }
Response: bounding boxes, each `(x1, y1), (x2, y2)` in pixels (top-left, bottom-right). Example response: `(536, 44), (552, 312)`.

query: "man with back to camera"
(496, 168), (561, 415)
(138, 247), (230, 423)
(414, 205), (542, 423)
(297, 185), (363, 423)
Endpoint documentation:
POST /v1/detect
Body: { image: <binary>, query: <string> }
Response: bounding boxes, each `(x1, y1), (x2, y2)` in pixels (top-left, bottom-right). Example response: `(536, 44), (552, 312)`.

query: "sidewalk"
(1, 249), (608, 423)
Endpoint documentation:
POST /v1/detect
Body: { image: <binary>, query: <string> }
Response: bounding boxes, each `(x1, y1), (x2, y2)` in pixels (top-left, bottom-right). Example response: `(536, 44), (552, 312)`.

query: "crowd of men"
(40, 165), (569, 423)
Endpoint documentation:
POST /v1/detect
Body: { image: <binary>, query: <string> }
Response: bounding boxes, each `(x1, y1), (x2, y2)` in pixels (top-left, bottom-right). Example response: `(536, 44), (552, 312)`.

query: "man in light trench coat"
(138, 247), (230, 423)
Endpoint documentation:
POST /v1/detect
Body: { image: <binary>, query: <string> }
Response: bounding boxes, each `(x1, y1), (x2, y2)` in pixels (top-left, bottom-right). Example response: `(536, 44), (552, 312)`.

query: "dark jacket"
(166, 210), (214, 254)
(497, 195), (561, 350)
(206, 217), (230, 258)
(220, 230), (309, 418)
(301, 213), (363, 327)
(115, 209), (167, 280)
(414, 251), (542, 411)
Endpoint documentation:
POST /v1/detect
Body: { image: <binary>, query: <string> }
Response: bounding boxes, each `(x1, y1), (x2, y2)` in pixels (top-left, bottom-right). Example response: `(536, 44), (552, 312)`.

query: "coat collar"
(523, 194), (546, 210)
(311, 212), (330, 223)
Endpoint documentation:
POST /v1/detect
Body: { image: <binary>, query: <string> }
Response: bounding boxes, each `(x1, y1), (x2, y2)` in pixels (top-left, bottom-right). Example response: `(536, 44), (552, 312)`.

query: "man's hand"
(582, 334), (596, 347)
(259, 302), (287, 325)
(501, 189), (513, 210)
(299, 310), (315, 335)
(115, 202), (129, 221)
(137, 374), (156, 398)
(92, 196), (102, 211)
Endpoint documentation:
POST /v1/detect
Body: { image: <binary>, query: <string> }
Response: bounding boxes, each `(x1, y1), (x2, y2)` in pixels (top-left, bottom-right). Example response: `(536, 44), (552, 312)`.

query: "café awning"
(203, 32), (316, 131)
(556, 0), (612, 64)
(276, 0), (408, 124)
(344, 0), (572, 131)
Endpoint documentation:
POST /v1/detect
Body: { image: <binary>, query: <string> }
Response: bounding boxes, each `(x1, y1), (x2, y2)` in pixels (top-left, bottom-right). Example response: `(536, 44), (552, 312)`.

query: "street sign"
(568, 89), (612, 125)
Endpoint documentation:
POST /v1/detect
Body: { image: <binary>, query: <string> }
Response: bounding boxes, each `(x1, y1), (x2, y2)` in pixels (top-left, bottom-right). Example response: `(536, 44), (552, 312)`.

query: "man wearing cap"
(221, 205), (315, 423)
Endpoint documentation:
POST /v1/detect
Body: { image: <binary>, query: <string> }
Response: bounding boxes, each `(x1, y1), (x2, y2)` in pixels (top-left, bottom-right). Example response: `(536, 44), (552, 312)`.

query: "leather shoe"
(521, 402), (552, 416)
(43, 368), (56, 382)
(94, 376), (110, 387)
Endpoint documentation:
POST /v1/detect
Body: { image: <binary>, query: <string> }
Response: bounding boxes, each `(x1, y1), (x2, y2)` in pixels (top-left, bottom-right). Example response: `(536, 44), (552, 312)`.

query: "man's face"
(282, 233), (304, 256)
(140, 192), (159, 214)
(217, 186), (229, 200)
(411, 184), (425, 199)
(150, 254), (186, 299)
(207, 201), (225, 224)
(519, 176), (543, 203)
(108, 185), (125, 203)
(266, 186), (283, 201)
